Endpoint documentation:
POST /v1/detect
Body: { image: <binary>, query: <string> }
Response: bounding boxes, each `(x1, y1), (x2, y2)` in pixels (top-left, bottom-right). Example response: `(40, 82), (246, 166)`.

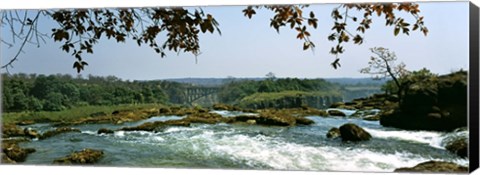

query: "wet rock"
(1, 152), (16, 163)
(339, 123), (371, 141)
(300, 107), (328, 117)
(394, 161), (468, 173)
(23, 128), (39, 139)
(184, 113), (226, 124)
(97, 128), (114, 135)
(233, 110), (297, 126)
(294, 117), (315, 125)
(326, 127), (341, 139)
(53, 148), (104, 164)
(246, 119), (256, 125)
(120, 120), (191, 132)
(2, 124), (25, 138)
(445, 138), (468, 158)
(39, 127), (81, 140)
(328, 110), (346, 117)
(2, 143), (36, 162)
(363, 115), (380, 121)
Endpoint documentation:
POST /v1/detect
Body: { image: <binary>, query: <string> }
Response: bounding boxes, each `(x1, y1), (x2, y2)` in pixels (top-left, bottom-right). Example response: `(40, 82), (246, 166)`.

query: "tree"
(360, 47), (410, 100)
(1, 3), (428, 72)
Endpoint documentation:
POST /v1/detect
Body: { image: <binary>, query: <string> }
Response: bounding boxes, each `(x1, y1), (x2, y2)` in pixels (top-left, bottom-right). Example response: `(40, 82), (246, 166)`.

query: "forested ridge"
(1, 73), (189, 112)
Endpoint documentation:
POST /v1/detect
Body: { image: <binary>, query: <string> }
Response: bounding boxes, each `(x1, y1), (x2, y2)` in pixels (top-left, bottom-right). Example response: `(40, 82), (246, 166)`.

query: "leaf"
(303, 42), (310, 50)
(328, 34), (336, 41)
(353, 35), (363, 44)
(422, 27), (429, 36)
(331, 58), (341, 69)
(394, 27), (400, 36)
(309, 11), (315, 18)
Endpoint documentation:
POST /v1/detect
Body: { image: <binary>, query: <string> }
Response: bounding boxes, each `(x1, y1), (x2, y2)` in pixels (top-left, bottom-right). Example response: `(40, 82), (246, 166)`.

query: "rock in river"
(53, 148), (104, 164)
(326, 127), (341, 139)
(328, 110), (346, 117)
(339, 123), (371, 141)
(394, 161), (468, 173)
(97, 128), (115, 135)
(445, 137), (468, 158)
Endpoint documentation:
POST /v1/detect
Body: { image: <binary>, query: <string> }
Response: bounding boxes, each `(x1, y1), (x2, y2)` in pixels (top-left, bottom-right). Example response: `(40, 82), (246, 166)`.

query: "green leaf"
(394, 27), (400, 36)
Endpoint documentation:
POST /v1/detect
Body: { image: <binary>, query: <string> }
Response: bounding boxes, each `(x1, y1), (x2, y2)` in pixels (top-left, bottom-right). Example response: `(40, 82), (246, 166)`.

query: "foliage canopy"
(1, 3), (428, 73)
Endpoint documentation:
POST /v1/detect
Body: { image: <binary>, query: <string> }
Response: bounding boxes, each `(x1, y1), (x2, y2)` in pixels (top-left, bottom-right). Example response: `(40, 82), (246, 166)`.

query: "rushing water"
(18, 110), (469, 172)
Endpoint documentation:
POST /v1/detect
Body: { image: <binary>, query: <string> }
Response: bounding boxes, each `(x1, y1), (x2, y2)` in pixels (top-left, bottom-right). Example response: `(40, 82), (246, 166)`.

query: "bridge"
(183, 86), (221, 105)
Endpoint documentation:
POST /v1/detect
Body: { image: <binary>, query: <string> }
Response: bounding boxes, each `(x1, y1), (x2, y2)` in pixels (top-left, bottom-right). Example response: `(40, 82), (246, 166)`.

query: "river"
(17, 110), (468, 172)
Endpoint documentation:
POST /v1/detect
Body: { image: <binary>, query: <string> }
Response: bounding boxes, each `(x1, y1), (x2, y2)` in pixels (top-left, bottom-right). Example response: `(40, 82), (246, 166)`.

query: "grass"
(1, 103), (163, 125)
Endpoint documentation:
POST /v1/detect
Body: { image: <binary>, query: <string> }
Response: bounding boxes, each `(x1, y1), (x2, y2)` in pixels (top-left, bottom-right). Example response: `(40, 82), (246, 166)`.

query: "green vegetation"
(240, 91), (340, 103)
(1, 73), (191, 112)
(1, 104), (160, 125)
(218, 78), (341, 105)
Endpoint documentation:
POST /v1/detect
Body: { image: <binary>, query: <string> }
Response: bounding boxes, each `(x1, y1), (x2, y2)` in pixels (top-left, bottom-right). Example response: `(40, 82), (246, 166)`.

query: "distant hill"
(162, 77), (388, 87)
(163, 78), (264, 87)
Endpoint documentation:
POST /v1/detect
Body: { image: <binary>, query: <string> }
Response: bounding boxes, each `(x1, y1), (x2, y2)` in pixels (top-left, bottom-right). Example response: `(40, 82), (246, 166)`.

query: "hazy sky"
(0, 2), (469, 80)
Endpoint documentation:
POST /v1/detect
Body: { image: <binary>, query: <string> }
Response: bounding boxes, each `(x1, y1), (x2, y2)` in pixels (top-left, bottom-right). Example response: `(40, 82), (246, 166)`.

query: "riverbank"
(1, 104), (163, 125)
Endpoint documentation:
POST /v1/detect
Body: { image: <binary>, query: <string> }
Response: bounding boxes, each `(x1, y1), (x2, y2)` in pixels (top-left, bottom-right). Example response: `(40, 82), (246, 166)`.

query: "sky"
(0, 2), (470, 81)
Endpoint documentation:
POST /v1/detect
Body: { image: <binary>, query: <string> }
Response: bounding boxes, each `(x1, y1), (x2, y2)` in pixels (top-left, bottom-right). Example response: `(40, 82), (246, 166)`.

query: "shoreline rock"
(394, 161), (468, 172)
(53, 148), (104, 164)
(2, 142), (36, 163)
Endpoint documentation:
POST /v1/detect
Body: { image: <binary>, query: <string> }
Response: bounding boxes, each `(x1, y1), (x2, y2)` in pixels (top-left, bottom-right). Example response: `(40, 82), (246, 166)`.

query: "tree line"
(218, 77), (342, 104)
(1, 73), (189, 112)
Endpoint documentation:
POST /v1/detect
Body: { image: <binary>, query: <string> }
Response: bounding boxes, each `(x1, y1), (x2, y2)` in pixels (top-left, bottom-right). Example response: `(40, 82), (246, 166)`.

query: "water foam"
(116, 125), (467, 171)
(363, 128), (446, 149)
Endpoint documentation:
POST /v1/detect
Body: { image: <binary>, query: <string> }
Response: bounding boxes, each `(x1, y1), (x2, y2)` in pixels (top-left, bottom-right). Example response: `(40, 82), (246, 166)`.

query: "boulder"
(246, 119), (256, 125)
(53, 148), (104, 164)
(184, 113), (226, 124)
(97, 128), (114, 135)
(233, 111), (297, 126)
(339, 123), (371, 141)
(120, 120), (191, 132)
(326, 127), (341, 139)
(23, 128), (39, 139)
(2, 124), (25, 138)
(363, 115), (380, 121)
(2, 143), (36, 162)
(394, 161), (468, 173)
(328, 110), (346, 117)
(445, 138), (468, 158)
(1, 152), (16, 163)
(294, 117), (315, 125)
(380, 71), (467, 131)
(39, 127), (81, 140)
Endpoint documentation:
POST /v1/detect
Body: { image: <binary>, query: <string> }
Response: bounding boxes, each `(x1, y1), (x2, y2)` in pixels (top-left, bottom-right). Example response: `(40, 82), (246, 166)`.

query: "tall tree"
(360, 47), (410, 100)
